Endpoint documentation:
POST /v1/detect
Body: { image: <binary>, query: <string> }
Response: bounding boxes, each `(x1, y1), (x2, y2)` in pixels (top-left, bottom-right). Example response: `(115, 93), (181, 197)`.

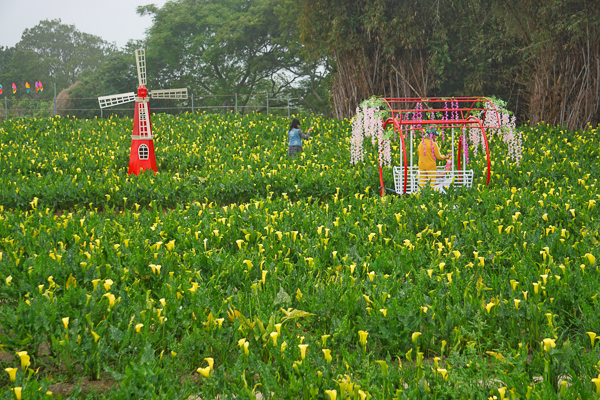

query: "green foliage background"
(294, 0), (600, 127)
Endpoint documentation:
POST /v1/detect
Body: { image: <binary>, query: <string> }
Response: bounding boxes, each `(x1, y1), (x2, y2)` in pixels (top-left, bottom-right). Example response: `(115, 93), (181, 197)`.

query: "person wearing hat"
(418, 128), (451, 187)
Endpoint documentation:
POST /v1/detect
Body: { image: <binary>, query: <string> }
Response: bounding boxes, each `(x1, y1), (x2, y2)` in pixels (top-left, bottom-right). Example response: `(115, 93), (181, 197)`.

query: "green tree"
(495, 0), (600, 129)
(293, 0), (599, 127)
(65, 44), (141, 119)
(292, 0), (511, 117)
(0, 46), (50, 99)
(0, 19), (122, 119)
(17, 19), (117, 91)
(0, 45), (53, 120)
(138, 0), (329, 114)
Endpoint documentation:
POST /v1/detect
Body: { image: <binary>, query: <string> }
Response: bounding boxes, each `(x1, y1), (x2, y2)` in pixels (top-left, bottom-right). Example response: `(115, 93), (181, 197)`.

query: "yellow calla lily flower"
(541, 338), (556, 352)
(322, 349), (332, 363)
(358, 330), (368, 347)
(325, 389), (337, 400)
(197, 366), (210, 378)
(5, 367), (17, 382)
(298, 344), (308, 360)
(17, 351), (30, 371)
(411, 332), (421, 343)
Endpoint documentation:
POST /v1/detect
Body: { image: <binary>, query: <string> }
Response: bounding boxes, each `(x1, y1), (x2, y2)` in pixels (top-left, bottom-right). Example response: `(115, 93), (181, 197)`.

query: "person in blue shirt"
(288, 118), (312, 156)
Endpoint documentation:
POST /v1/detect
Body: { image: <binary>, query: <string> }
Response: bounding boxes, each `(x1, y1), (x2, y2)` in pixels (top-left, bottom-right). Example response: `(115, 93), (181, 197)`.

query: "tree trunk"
(331, 48), (432, 119)
(527, 37), (600, 130)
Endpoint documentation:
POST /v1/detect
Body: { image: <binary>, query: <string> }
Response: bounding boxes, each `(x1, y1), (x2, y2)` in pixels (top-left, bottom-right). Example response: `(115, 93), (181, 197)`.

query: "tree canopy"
(137, 0), (328, 113)
(0, 19), (117, 97)
(1, 1), (598, 126)
(293, 0), (600, 128)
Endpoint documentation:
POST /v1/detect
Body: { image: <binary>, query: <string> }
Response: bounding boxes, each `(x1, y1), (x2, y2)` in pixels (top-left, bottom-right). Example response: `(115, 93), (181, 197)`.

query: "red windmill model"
(98, 49), (188, 175)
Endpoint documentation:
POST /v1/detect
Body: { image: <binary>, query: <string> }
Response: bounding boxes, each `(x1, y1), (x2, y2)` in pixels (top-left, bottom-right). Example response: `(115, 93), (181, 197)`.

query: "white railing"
(393, 166), (473, 194)
(1, 91), (304, 121)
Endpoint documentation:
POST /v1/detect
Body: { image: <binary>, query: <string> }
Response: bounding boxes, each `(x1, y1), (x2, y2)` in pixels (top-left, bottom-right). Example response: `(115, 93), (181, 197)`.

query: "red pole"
(398, 126), (408, 194)
(381, 118), (409, 195)
(479, 122), (492, 185)
(466, 116), (492, 186)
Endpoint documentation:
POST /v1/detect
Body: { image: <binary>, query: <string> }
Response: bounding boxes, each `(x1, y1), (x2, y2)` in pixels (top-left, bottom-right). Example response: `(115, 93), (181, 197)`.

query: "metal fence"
(1, 90), (305, 122)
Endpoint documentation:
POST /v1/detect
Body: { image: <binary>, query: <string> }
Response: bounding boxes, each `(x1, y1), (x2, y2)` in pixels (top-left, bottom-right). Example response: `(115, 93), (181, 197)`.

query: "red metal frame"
(377, 97), (502, 196)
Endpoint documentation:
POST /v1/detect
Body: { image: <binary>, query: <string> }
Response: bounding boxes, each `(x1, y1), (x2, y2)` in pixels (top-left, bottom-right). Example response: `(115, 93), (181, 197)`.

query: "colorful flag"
(12, 83), (17, 94)
(0, 84), (3, 95)
(38, 81), (44, 92)
(25, 82), (31, 93)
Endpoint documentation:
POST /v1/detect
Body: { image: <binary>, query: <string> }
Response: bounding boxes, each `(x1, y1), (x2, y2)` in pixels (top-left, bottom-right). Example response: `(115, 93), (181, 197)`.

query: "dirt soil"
(49, 376), (116, 397)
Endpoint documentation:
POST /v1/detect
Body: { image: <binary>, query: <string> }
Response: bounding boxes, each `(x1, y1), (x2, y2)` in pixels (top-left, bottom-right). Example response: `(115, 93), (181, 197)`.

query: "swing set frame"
(376, 97), (504, 196)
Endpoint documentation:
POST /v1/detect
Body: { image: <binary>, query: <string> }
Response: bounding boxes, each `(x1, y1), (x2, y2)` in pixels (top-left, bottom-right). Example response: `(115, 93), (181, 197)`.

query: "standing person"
(288, 118), (312, 157)
(418, 128), (451, 187)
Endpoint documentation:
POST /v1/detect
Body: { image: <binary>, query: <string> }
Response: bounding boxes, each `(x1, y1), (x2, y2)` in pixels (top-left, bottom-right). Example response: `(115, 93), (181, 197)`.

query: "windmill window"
(138, 144), (149, 160)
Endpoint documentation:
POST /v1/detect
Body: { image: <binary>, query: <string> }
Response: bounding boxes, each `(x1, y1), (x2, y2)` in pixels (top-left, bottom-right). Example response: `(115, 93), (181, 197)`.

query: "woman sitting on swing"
(418, 128), (452, 187)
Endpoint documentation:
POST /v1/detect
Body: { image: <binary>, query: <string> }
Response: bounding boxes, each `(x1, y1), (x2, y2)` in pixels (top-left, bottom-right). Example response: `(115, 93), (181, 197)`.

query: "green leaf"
(280, 308), (315, 323)
(140, 342), (154, 364)
(109, 325), (124, 343)
(273, 286), (291, 306)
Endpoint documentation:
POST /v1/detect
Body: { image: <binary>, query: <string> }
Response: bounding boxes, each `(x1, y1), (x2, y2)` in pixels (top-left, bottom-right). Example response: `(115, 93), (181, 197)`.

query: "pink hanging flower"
(351, 107), (365, 164)
(416, 102), (423, 131)
(452, 101), (458, 121)
(351, 104), (390, 166)
(461, 126), (469, 166)
(441, 100), (449, 141)
(469, 125), (482, 157)
(481, 104), (522, 166)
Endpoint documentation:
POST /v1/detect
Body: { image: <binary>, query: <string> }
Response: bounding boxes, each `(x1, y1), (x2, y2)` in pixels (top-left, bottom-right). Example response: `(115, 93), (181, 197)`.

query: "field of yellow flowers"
(0, 113), (599, 399)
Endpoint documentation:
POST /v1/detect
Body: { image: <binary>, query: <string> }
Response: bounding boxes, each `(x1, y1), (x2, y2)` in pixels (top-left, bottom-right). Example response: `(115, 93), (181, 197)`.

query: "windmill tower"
(98, 49), (188, 175)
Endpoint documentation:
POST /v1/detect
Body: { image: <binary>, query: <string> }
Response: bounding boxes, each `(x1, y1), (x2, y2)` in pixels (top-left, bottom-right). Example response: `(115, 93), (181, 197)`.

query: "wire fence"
(0, 92), (305, 122)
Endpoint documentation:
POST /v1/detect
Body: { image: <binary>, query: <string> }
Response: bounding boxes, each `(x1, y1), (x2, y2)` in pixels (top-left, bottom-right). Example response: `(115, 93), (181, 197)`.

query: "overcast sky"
(0, 0), (170, 49)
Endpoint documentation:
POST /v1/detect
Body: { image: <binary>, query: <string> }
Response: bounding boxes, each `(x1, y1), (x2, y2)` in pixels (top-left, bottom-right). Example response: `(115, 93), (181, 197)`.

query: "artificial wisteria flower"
(469, 125), (482, 158)
(461, 126), (469, 165)
(452, 100), (459, 122)
(350, 107), (365, 164)
(351, 105), (392, 167)
(378, 126), (392, 167)
(498, 113), (522, 165)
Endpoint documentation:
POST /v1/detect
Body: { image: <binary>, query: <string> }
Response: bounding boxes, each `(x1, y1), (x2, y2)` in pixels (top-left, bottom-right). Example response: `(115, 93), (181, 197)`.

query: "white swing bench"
(393, 166), (474, 194)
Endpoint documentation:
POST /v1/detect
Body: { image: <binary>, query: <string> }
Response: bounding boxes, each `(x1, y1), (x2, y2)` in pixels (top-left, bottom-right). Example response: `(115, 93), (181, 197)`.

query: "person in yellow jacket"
(418, 129), (451, 187)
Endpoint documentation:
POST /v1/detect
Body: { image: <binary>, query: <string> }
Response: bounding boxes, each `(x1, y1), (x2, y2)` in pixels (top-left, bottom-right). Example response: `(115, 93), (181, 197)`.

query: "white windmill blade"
(137, 101), (153, 137)
(135, 49), (147, 87)
(98, 92), (136, 109)
(149, 88), (188, 99)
